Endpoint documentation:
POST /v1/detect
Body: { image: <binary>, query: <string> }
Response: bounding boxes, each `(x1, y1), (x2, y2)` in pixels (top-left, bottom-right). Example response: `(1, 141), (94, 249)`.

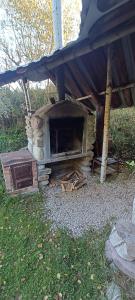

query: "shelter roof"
(0, 0), (135, 109)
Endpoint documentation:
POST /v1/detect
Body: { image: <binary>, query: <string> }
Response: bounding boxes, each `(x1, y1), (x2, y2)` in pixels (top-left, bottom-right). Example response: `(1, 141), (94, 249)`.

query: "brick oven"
(26, 100), (95, 187)
(0, 150), (38, 195)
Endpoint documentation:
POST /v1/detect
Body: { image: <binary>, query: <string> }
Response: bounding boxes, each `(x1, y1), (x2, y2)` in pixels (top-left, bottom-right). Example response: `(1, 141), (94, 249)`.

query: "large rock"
(114, 242), (134, 262)
(126, 237), (135, 258)
(132, 198), (135, 225)
(106, 240), (135, 280)
(109, 227), (123, 248)
(109, 223), (135, 261)
(116, 221), (135, 240)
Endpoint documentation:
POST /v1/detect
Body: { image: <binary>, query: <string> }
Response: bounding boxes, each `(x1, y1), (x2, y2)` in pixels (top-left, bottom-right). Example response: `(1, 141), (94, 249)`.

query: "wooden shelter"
(0, 0), (135, 182)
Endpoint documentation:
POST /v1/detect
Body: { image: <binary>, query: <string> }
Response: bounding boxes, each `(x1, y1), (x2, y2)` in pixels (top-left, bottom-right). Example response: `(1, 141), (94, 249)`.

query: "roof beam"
(76, 82), (135, 102)
(46, 22), (135, 71)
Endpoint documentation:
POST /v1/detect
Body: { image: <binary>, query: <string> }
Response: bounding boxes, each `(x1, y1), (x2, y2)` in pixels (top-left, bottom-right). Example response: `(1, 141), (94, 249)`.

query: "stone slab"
(126, 237), (135, 258)
(114, 242), (134, 262)
(38, 168), (52, 176)
(109, 227), (123, 247)
(0, 149), (35, 166)
(39, 180), (49, 187)
(38, 164), (45, 171)
(10, 187), (39, 196)
(116, 220), (135, 240)
(38, 175), (49, 182)
(132, 198), (135, 225)
(105, 240), (135, 280)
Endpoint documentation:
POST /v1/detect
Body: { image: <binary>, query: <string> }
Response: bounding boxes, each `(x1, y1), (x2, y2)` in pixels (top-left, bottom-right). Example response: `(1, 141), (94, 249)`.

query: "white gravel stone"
(44, 173), (135, 236)
(106, 282), (121, 300)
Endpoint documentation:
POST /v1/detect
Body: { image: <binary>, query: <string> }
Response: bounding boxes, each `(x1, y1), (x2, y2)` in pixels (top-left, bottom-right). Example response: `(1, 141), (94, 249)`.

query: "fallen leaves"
(38, 253), (43, 260)
(90, 274), (95, 280)
(56, 273), (61, 280)
(77, 279), (81, 284)
(56, 292), (62, 300)
(37, 243), (43, 248)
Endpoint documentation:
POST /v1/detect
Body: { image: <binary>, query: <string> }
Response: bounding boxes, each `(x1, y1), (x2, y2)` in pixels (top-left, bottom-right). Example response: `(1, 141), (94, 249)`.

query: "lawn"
(0, 179), (112, 300)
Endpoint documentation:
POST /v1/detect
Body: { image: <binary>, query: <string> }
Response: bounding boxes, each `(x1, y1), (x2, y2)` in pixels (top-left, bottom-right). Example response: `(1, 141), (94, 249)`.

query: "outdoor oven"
(26, 100), (95, 186)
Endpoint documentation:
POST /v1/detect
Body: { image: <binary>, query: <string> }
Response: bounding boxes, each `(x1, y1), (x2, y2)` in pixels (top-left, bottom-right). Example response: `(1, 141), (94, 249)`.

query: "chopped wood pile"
(61, 170), (86, 192)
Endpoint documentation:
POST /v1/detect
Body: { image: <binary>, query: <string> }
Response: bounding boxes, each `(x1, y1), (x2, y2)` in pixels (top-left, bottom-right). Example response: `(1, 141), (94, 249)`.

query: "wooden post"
(96, 105), (105, 156)
(100, 46), (112, 183)
(22, 79), (32, 114)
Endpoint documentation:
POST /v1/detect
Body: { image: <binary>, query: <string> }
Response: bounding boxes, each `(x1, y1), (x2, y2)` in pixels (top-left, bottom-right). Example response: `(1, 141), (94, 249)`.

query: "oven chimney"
(52, 0), (63, 50)
(52, 0), (65, 101)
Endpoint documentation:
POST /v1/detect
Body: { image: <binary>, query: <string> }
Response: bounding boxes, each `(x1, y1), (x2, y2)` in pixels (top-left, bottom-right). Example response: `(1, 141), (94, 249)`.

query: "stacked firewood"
(61, 170), (86, 192)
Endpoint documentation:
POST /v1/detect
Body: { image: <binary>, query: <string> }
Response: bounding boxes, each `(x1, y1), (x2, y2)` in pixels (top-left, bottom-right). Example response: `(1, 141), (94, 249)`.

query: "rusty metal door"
(11, 162), (33, 190)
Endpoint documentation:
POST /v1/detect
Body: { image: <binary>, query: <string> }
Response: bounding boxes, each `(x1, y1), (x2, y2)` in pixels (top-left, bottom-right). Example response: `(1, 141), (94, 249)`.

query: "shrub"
(110, 108), (135, 160)
(0, 127), (27, 153)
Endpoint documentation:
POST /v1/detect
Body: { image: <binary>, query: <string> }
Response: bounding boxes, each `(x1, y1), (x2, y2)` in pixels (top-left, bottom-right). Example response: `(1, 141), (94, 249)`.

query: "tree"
(0, 0), (81, 70)
(0, 0), (81, 128)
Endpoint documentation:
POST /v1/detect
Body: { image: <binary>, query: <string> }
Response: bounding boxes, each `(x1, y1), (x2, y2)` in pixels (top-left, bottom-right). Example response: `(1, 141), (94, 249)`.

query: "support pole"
(100, 46), (112, 183)
(22, 79), (32, 114)
(96, 105), (105, 156)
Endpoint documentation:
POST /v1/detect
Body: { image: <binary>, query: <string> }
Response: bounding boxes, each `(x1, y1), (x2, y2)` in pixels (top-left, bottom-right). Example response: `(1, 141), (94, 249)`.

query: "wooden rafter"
(46, 23), (135, 71)
(76, 82), (135, 102)
(64, 65), (83, 98)
(68, 61), (100, 109)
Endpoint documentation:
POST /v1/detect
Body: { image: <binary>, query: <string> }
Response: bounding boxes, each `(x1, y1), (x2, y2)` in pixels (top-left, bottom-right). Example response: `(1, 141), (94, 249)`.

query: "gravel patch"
(44, 173), (135, 236)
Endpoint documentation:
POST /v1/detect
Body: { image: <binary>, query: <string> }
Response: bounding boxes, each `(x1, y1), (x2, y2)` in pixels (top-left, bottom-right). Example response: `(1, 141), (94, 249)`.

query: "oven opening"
(50, 117), (84, 156)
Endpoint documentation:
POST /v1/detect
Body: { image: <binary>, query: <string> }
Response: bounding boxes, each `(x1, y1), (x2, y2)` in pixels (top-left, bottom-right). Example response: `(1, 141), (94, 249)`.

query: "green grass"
(0, 182), (112, 300)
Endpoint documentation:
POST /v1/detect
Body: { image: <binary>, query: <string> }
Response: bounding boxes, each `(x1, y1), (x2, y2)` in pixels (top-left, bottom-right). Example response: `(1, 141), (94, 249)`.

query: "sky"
(0, 0), (82, 70)
(0, 0), (82, 88)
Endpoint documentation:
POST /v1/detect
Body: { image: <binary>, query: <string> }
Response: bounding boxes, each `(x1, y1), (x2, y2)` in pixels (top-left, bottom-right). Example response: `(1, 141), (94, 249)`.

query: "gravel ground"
(44, 172), (135, 236)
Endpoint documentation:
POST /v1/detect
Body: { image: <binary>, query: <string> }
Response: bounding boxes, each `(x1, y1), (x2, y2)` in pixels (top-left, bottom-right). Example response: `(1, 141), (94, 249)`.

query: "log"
(100, 46), (112, 183)
(61, 170), (85, 191)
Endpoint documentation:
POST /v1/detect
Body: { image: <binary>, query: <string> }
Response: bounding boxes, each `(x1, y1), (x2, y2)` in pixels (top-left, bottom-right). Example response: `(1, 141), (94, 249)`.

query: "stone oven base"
(37, 153), (94, 187)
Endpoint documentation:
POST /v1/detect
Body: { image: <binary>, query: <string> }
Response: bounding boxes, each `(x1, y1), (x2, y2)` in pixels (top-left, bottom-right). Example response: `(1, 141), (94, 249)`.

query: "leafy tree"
(0, 0), (81, 70)
(0, 0), (81, 129)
